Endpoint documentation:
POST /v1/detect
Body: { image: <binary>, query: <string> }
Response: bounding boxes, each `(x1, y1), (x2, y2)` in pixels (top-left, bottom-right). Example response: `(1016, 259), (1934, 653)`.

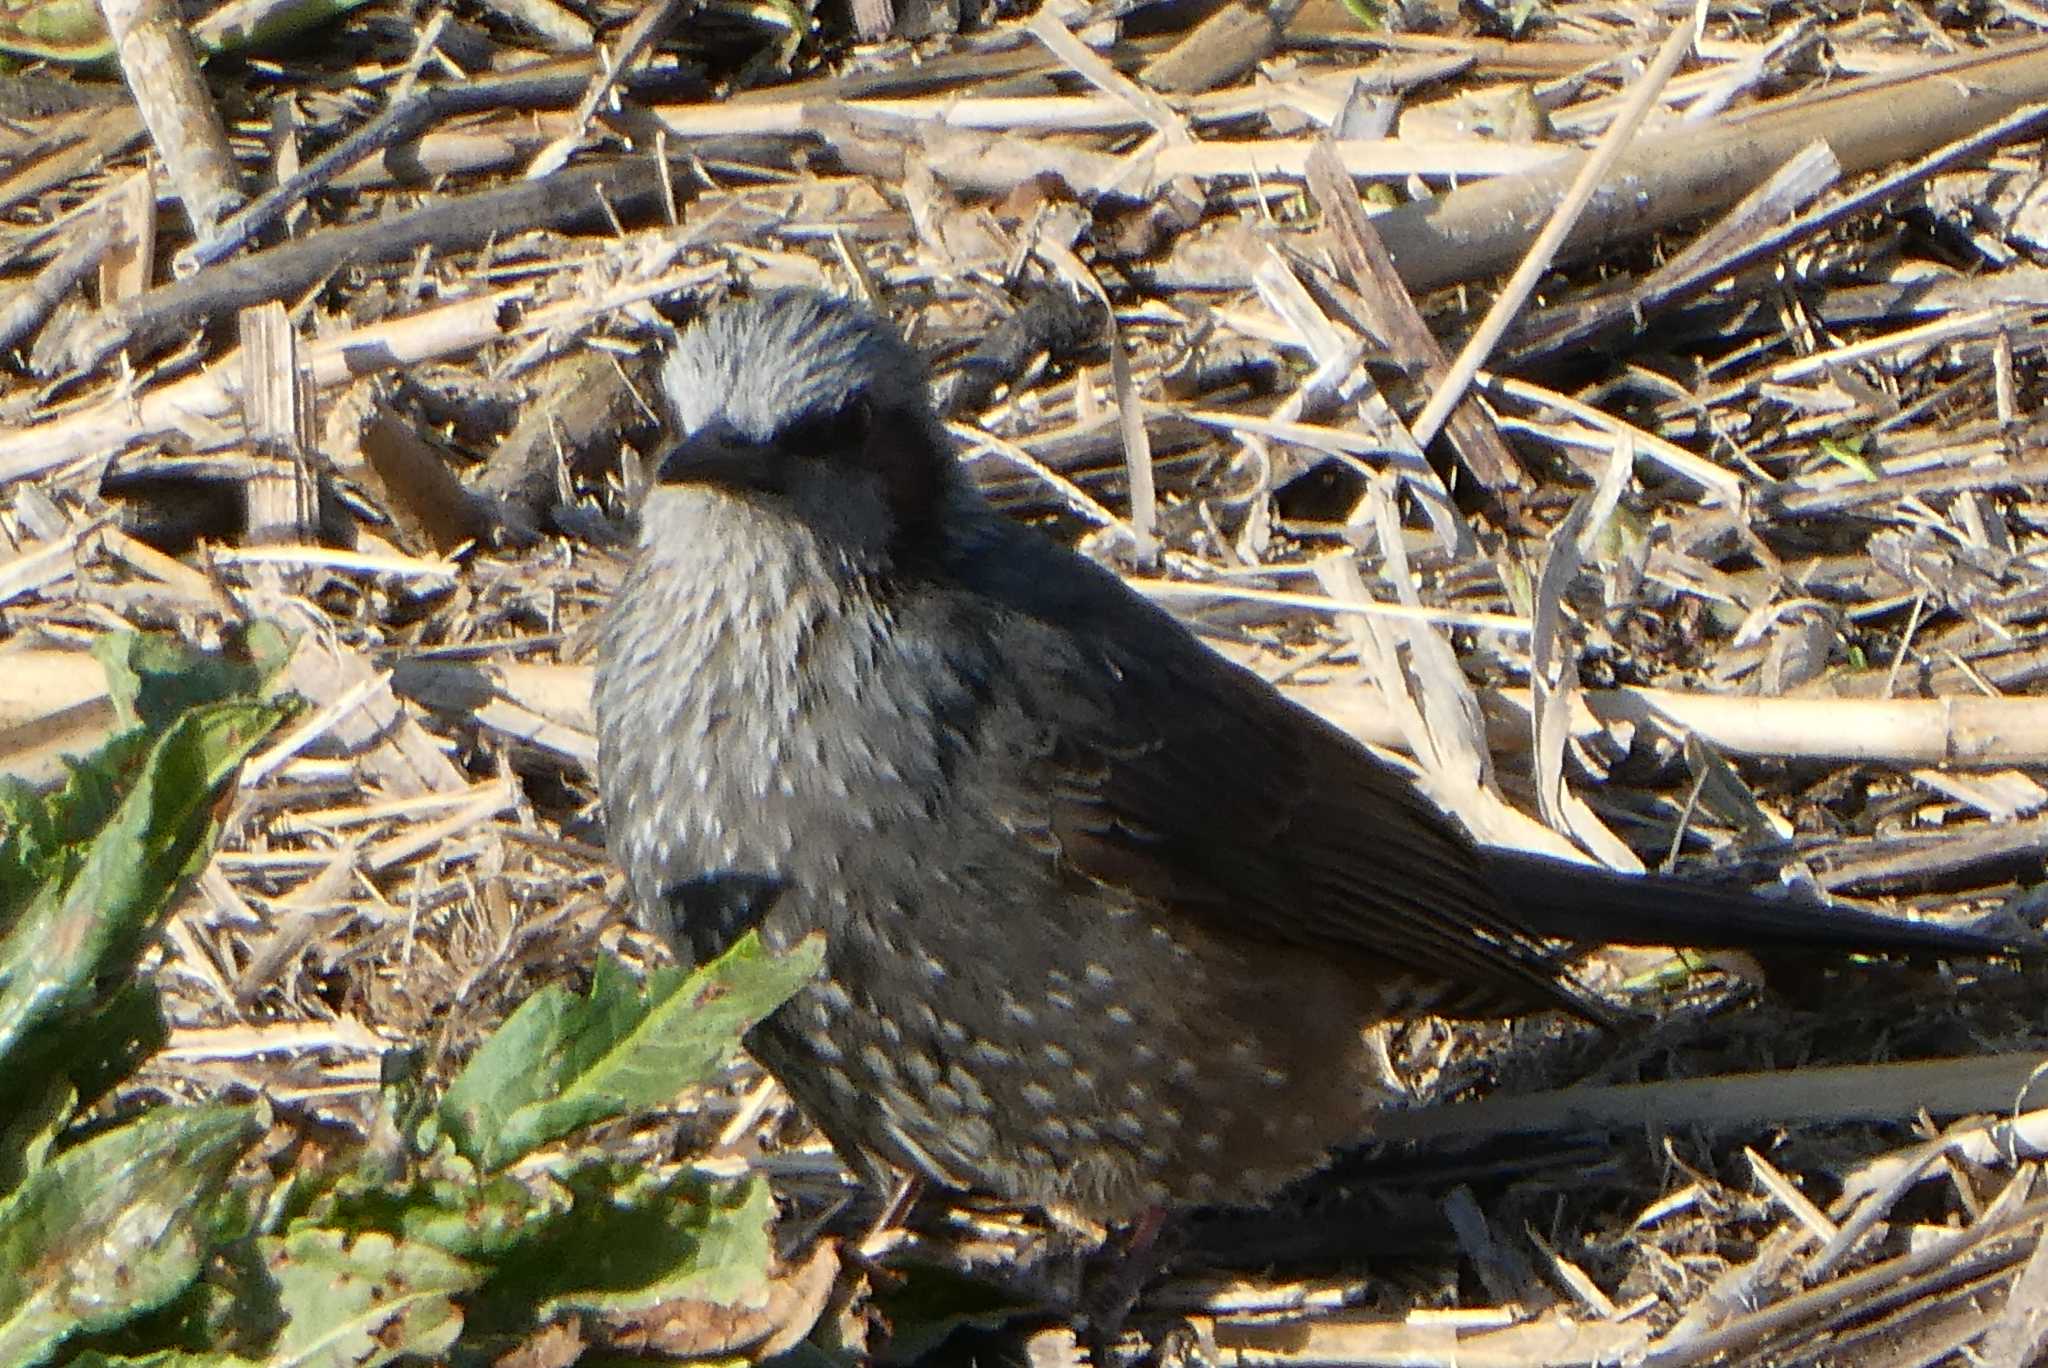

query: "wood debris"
(3, 0), (2048, 1358)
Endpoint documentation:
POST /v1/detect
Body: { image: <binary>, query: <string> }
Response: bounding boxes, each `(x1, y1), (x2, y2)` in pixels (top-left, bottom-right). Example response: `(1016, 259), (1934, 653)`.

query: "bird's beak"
(654, 425), (781, 491)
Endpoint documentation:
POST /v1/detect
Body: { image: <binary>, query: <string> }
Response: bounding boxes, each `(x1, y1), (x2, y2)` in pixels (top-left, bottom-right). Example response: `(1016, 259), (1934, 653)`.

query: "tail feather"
(1481, 848), (2030, 959)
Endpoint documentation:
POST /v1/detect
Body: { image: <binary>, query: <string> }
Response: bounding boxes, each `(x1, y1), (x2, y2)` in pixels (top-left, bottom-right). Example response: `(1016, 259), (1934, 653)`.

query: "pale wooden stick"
(1373, 1053), (2048, 1144)
(99, 0), (242, 239)
(1407, 18), (1699, 453)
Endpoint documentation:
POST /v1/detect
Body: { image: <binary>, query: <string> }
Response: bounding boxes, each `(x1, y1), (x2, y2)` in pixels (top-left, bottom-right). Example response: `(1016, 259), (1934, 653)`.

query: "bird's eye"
(782, 399), (875, 465)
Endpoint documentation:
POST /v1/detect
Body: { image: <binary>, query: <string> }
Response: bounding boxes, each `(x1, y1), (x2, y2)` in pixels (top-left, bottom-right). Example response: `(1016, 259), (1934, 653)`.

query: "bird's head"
(645, 290), (957, 565)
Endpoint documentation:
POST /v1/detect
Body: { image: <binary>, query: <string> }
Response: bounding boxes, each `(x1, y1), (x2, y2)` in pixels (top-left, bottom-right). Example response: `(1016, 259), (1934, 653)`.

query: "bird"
(592, 288), (2021, 1227)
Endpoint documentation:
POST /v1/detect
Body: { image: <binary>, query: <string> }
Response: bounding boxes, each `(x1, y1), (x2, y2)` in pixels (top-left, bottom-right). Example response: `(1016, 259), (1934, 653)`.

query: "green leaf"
(471, 1168), (775, 1327)
(1, 981), (169, 1199)
(866, 1259), (1045, 1365)
(439, 932), (823, 1171)
(0, 698), (292, 1064)
(540, 1170), (773, 1316)
(0, 0), (381, 64)
(255, 1227), (480, 1367)
(0, 1078), (71, 1204)
(92, 624), (292, 735)
(0, 1105), (259, 1367)
(1817, 434), (1879, 482)
(0, 730), (147, 930)
(313, 1142), (574, 1263)
(38, 977), (169, 1116)
(1, 626), (287, 945)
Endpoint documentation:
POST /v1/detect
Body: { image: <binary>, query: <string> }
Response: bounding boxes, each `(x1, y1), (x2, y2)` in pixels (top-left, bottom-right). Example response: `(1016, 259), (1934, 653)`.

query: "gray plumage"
(593, 290), (2021, 1222)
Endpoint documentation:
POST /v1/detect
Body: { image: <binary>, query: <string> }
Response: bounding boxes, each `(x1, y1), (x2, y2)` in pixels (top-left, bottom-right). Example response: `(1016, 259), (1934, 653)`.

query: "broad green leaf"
(0, 1077), (71, 1202)
(471, 1168), (775, 1325)
(439, 932), (823, 1171)
(541, 1171), (773, 1316)
(0, 698), (291, 1062)
(257, 1227), (479, 1367)
(2, 980), (168, 1193)
(2, 0), (100, 50)
(0, 0), (379, 64)
(0, 730), (147, 927)
(0, 1105), (258, 1367)
(93, 625), (291, 735)
(313, 1143), (575, 1263)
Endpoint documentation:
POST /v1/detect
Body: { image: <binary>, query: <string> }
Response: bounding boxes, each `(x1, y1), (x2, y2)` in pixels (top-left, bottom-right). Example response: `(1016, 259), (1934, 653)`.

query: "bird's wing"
(934, 526), (1602, 1022)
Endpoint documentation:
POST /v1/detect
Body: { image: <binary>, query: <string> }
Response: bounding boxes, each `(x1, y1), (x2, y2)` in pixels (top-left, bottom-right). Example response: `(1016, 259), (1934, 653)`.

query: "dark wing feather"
(1485, 847), (2028, 958)
(933, 520), (1606, 1024)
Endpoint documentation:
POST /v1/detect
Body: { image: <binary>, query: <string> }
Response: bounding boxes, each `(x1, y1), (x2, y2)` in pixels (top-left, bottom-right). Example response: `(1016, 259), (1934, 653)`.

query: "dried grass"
(5, 0), (2048, 1359)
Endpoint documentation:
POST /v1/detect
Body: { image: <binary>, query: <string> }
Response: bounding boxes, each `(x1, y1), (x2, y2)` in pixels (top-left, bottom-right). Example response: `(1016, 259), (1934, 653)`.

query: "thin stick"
(1408, 19), (1698, 451)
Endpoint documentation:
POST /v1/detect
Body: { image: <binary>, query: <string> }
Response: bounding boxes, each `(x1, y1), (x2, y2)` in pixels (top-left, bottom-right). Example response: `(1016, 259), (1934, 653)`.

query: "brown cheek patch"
(867, 420), (944, 553)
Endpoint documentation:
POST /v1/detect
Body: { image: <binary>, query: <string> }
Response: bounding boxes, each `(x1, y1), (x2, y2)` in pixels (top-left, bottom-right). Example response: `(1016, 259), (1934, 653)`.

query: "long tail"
(1481, 848), (2029, 958)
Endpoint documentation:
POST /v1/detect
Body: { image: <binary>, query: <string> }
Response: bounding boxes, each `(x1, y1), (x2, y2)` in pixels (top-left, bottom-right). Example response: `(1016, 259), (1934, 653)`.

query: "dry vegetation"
(5, 0), (2048, 1360)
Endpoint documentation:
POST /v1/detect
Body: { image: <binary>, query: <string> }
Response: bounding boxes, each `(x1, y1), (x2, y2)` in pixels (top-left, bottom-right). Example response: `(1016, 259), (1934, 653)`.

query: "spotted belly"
(745, 908), (1386, 1222)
